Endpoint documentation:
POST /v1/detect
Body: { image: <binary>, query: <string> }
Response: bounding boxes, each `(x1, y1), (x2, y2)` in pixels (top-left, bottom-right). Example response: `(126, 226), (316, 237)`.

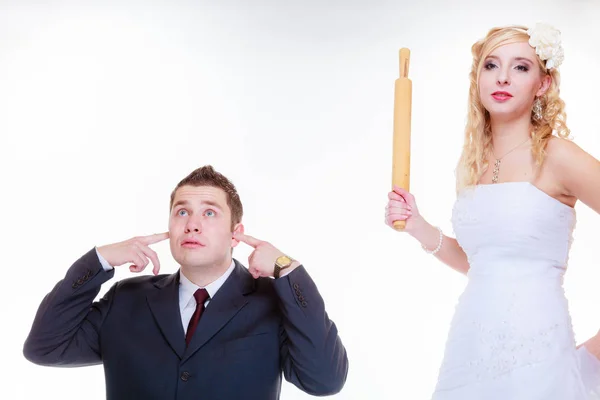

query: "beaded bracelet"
(422, 226), (443, 255)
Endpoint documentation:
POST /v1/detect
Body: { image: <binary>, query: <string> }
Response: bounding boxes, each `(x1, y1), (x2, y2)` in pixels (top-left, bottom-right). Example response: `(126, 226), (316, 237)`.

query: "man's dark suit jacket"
(23, 248), (348, 399)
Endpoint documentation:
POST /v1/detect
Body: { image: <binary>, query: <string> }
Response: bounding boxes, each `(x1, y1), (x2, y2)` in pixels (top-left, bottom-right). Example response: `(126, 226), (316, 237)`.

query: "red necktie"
(185, 288), (210, 346)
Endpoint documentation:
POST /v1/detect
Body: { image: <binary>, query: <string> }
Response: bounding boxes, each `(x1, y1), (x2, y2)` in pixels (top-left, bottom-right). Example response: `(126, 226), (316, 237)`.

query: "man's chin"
(174, 252), (205, 265)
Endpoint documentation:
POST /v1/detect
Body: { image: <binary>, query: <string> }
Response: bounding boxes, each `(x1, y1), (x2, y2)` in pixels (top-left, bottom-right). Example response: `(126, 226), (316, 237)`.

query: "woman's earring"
(533, 97), (543, 121)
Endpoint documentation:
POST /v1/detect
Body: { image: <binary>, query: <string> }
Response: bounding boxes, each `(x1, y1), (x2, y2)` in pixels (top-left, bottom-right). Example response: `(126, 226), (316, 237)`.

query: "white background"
(1, 0), (599, 398)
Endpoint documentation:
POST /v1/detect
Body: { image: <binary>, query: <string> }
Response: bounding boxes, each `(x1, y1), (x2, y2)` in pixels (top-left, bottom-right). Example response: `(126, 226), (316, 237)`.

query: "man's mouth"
(181, 238), (205, 248)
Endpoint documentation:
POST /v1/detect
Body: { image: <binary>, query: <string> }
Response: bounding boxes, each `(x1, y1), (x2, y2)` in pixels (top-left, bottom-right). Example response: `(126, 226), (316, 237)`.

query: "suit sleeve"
(273, 265), (349, 395)
(23, 247), (117, 367)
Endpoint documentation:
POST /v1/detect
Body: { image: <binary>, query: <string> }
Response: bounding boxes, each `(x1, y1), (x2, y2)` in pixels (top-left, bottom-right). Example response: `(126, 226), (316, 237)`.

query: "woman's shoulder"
(543, 135), (599, 202)
(544, 135), (584, 168)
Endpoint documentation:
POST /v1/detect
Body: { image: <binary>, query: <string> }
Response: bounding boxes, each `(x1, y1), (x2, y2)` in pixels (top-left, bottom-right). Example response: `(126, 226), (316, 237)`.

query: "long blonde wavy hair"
(455, 25), (570, 193)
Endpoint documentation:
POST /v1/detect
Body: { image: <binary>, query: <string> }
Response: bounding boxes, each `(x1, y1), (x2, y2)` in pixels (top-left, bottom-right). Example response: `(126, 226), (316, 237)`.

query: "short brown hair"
(170, 165), (243, 229)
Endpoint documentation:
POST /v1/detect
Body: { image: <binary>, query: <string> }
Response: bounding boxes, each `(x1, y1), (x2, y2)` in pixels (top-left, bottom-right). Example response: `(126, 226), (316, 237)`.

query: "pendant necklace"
(491, 136), (531, 184)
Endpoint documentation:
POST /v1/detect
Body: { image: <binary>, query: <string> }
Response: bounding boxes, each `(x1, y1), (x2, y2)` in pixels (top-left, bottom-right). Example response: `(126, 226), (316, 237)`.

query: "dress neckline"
(470, 181), (575, 211)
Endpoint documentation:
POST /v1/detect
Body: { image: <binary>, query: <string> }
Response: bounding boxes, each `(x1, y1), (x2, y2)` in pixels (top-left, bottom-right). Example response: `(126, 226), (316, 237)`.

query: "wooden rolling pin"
(392, 48), (412, 230)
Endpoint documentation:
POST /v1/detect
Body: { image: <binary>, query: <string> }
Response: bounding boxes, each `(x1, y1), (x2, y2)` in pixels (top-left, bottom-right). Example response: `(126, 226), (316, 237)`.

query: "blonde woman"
(385, 24), (600, 399)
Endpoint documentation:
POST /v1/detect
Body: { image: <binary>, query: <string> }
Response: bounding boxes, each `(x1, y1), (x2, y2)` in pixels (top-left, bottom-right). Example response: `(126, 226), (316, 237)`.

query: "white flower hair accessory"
(526, 22), (564, 70)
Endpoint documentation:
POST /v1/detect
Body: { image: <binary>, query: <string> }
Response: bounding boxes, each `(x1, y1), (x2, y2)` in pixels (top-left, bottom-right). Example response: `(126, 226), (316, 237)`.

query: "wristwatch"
(273, 255), (294, 279)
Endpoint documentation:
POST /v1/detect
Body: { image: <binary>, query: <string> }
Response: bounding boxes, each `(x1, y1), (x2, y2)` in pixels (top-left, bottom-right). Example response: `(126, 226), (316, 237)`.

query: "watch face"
(277, 255), (292, 267)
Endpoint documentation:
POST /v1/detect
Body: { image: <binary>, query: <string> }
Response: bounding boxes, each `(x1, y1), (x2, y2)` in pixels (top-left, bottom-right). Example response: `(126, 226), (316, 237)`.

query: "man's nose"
(184, 219), (202, 234)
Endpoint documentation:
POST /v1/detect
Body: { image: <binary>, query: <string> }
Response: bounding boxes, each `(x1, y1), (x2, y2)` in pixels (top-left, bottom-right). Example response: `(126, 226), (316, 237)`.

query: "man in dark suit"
(23, 165), (348, 400)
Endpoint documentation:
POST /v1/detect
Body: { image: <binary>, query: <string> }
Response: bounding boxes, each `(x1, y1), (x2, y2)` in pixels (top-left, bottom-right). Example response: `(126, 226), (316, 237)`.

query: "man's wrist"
(276, 260), (301, 278)
(95, 247), (114, 272)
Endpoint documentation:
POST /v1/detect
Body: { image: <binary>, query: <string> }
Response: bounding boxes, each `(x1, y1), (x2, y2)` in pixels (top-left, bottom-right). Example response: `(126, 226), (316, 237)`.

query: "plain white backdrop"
(1, 0), (599, 398)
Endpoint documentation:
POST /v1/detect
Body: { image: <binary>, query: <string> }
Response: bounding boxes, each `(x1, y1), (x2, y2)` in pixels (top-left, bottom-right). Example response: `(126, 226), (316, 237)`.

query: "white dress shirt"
(177, 261), (235, 332)
(95, 248), (235, 334)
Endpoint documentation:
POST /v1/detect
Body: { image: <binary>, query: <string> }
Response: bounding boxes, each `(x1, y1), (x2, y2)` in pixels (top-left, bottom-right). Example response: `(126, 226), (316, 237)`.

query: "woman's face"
(478, 41), (550, 121)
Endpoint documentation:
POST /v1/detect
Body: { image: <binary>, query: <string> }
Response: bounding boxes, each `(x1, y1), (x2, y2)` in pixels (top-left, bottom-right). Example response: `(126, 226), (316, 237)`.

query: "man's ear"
(231, 223), (244, 248)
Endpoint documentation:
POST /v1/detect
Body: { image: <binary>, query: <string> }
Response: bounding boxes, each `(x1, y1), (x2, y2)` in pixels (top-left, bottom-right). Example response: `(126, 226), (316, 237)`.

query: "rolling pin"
(392, 48), (412, 231)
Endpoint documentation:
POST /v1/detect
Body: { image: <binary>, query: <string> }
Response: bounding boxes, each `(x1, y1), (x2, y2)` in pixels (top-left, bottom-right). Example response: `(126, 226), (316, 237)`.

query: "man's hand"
(233, 232), (299, 279)
(96, 232), (169, 275)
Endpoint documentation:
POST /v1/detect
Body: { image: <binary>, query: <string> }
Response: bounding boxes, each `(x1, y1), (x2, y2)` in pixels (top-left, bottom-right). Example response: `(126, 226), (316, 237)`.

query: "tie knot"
(193, 288), (209, 305)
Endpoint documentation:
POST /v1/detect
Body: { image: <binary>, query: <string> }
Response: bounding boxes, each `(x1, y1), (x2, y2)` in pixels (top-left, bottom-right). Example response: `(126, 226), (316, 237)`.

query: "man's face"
(169, 185), (241, 269)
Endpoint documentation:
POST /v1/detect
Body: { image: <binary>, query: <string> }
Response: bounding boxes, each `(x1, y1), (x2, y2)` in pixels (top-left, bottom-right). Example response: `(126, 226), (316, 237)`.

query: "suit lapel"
(146, 272), (186, 359)
(182, 259), (256, 363)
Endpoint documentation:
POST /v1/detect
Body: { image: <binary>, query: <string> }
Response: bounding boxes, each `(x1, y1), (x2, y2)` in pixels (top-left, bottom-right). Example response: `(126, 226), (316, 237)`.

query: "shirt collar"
(179, 260), (236, 309)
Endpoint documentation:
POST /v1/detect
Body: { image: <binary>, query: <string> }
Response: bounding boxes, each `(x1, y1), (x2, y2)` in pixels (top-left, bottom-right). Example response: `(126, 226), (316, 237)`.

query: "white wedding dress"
(431, 181), (600, 399)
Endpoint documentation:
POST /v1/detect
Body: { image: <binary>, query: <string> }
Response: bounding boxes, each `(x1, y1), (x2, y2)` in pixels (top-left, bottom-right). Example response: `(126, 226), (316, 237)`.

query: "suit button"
(293, 283), (299, 290)
(301, 301), (308, 307)
(298, 295), (305, 302)
(181, 371), (190, 381)
(295, 290), (302, 296)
